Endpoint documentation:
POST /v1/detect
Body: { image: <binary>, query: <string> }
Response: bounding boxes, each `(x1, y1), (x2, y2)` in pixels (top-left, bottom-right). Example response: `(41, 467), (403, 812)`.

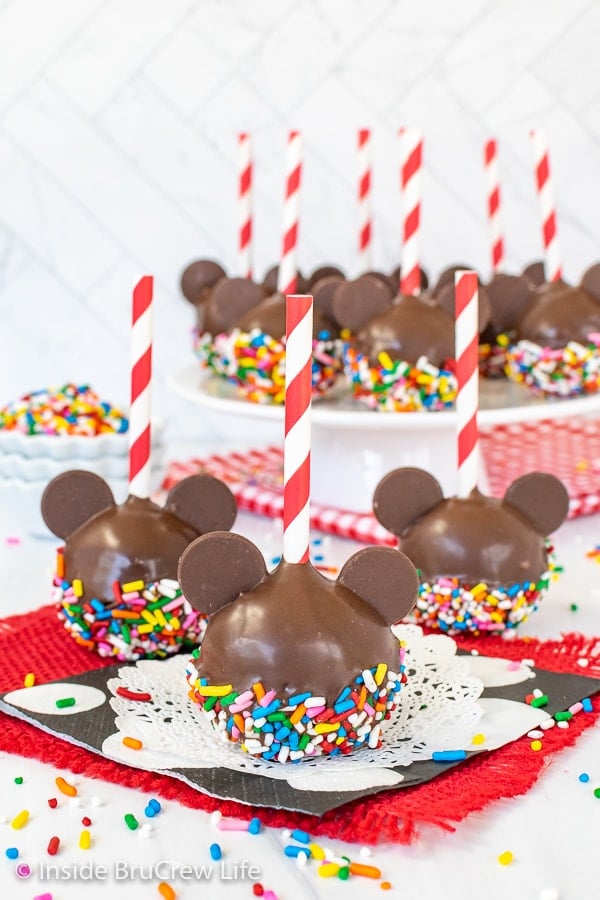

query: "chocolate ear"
(180, 259), (226, 305)
(581, 262), (600, 304)
(312, 275), (345, 323)
(485, 274), (535, 332)
(332, 275), (394, 333)
(204, 277), (263, 334)
(522, 260), (545, 288)
(166, 474), (237, 535)
(178, 532), (267, 614)
(338, 547), (419, 624)
(435, 280), (492, 334)
(41, 470), (115, 539)
(373, 467), (444, 536)
(503, 473), (569, 536)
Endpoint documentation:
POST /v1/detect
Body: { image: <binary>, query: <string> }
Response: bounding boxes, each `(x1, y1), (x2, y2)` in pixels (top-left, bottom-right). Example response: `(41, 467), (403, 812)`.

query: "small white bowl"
(0, 419), (165, 460)
(0, 444), (166, 482)
(0, 467), (165, 539)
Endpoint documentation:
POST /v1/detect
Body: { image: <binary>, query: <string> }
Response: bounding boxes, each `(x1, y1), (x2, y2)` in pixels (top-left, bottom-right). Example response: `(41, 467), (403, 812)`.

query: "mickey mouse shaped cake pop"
(42, 470), (237, 660)
(180, 535), (418, 760)
(373, 468), (569, 635)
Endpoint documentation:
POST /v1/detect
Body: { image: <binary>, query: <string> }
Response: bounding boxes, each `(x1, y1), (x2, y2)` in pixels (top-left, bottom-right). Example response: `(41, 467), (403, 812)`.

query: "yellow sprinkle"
(198, 684), (234, 697)
(141, 610), (157, 626)
(122, 579), (145, 593)
(123, 736), (143, 750)
(314, 723), (340, 734)
(530, 739), (543, 751)
(318, 863), (340, 878)
(73, 579), (83, 598)
(23, 673), (36, 688)
(309, 843), (326, 860)
(154, 609), (167, 628)
(79, 829), (91, 850)
(498, 851), (513, 866)
(169, 617), (181, 631)
(11, 810), (29, 829)
(378, 351), (394, 370)
(470, 583), (487, 597)
(471, 733), (485, 745)
(374, 663), (387, 686)
(137, 624), (154, 634)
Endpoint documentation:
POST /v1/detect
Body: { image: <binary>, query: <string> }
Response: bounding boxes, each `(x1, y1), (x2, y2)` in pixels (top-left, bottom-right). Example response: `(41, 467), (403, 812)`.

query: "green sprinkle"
(124, 813), (139, 830)
(121, 623), (131, 644)
(531, 695), (549, 708)
(594, 788), (600, 799)
(219, 692), (238, 707)
(299, 734), (311, 751)
(570, 603), (578, 612)
(56, 697), (76, 709)
(191, 648), (200, 659)
(338, 866), (350, 880)
(203, 695), (219, 712)
(554, 711), (573, 722)
(14, 777), (23, 785)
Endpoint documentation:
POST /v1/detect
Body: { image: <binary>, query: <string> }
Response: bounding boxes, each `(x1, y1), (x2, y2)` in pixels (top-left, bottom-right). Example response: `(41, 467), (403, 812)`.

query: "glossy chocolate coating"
(237, 292), (338, 339)
(203, 277), (264, 336)
(522, 261), (546, 288)
(308, 264), (345, 287)
(482, 273), (534, 339)
(356, 293), (454, 367)
(580, 263), (600, 304)
(192, 560), (400, 702)
(399, 490), (549, 586)
(516, 283), (600, 348)
(181, 260), (226, 306)
(433, 265), (473, 296)
(312, 275), (345, 325)
(64, 495), (199, 603)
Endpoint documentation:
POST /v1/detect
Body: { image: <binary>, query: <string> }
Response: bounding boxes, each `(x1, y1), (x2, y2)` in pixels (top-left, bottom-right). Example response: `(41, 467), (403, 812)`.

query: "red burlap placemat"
(1, 603), (599, 844)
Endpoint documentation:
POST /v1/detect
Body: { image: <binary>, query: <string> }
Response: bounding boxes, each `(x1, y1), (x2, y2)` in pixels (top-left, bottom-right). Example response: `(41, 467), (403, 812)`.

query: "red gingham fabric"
(163, 417), (600, 546)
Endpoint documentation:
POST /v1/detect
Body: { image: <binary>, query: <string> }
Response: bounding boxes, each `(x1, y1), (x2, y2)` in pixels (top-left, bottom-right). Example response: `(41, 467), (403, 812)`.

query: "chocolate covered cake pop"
(42, 470), (237, 660)
(335, 275), (490, 411)
(180, 260), (227, 333)
(180, 533), (419, 760)
(197, 284), (343, 404)
(505, 278), (600, 396)
(373, 468), (569, 635)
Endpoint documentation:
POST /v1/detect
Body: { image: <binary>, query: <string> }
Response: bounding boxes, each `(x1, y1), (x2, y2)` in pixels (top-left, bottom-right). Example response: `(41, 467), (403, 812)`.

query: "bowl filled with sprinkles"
(0, 384), (165, 536)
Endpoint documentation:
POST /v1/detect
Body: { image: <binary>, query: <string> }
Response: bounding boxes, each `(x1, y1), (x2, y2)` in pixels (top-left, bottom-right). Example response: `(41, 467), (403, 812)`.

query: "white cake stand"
(169, 364), (600, 512)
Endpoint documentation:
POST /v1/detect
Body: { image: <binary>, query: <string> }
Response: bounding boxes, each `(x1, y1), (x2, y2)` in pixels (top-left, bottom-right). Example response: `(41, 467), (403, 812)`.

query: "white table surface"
(0, 441), (599, 900)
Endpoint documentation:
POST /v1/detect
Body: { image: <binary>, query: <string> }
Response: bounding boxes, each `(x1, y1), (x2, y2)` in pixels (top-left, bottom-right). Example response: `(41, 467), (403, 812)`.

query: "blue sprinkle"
(290, 828), (311, 844)
(336, 686), (351, 703)
(248, 817), (261, 835)
(311, 537), (323, 546)
(288, 692), (311, 706)
(579, 773), (590, 783)
(432, 750), (467, 762)
(582, 697), (593, 712)
(334, 699), (355, 715)
(209, 843), (222, 861)
(144, 805), (156, 818)
(90, 599), (104, 612)
(312, 554), (324, 562)
(149, 798), (161, 813)
(259, 700), (282, 717)
(284, 844), (311, 858)
(5, 848), (18, 860)
(275, 727), (290, 741)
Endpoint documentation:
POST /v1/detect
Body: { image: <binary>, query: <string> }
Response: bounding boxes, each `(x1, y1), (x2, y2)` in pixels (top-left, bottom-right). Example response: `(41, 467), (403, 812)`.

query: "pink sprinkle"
(121, 591), (140, 601)
(231, 726), (240, 739)
(5, 536), (21, 546)
(217, 817), (250, 832)
(163, 597), (183, 613)
(263, 892), (279, 900)
(569, 701), (583, 714)
(182, 612), (198, 630)
(259, 690), (277, 708)
(363, 702), (375, 716)
(305, 706), (325, 718)
(507, 661), (521, 671)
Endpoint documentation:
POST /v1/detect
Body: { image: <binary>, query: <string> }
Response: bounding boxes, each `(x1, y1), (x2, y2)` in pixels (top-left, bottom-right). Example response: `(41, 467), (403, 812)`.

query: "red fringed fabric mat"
(1, 604), (599, 845)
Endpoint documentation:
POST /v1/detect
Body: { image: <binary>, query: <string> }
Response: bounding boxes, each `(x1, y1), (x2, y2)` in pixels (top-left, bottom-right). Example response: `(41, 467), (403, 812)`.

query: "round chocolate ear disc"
(581, 263), (600, 303)
(522, 260), (545, 288)
(338, 546), (419, 624)
(373, 467), (444, 536)
(433, 264), (473, 296)
(435, 279), (492, 333)
(504, 472), (570, 536)
(309, 264), (345, 287)
(204, 276), (263, 334)
(486, 273), (534, 332)
(332, 275), (394, 333)
(166, 474), (237, 535)
(41, 470), (115, 540)
(178, 532), (267, 615)
(180, 260), (226, 305)
(312, 275), (345, 322)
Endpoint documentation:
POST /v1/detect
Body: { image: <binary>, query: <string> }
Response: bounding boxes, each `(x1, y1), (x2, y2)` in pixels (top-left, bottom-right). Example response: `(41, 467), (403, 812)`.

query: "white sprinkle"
(577, 658), (589, 668)
(527, 730), (544, 739)
(210, 810), (222, 826)
(359, 846), (372, 857)
(296, 850), (309, 867)
(304, 696), (326, 708)
(533, 688), (543, 698)
(540, 718), (556, 731)
(282, 829), (291, 840)
(557, 721), (569, 730)
(69, 797), (81, 808)
(90, 796), (103, 807)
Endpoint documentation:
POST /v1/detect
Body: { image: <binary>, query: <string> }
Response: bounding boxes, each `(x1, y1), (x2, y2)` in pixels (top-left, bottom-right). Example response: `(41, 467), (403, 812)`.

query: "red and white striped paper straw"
(483, 139), (505, 273)
(129, 276), (153, 498)
(399, 127), (423, 296)
(283, 294), (313, 564)
(277, 131), (302, 296)
(530, 129), (562, 283)
(237, 132), (253, 279)
(357, 128), (373, 272)
(455, 271), (479, 498)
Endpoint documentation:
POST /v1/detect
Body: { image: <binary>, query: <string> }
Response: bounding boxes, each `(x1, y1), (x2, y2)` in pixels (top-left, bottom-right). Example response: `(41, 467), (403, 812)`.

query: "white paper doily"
(102, 625), (486, 793)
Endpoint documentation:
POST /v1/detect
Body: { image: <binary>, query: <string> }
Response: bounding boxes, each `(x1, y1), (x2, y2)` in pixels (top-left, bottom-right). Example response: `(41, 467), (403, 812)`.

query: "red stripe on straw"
(133, 276), (153, 323)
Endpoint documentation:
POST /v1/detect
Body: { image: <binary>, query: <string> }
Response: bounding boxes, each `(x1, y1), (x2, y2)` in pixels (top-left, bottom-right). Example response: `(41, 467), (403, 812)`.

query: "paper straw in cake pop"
(277, 131), (303, 296)
(357, 128), (373, 272)
(399, 127), (423, 296)
(530, 129), (562, 283)
(237, 132), (253, 279)
(129, 276), (153, 498)
(455, 270), (479, 498)
(283, 294), (313, 564)
(483, 139), (505, 273)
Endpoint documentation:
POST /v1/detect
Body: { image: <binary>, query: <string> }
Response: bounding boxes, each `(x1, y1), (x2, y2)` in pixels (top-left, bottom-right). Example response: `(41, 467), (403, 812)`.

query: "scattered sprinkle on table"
(11, 810), (29, 829)
(14, 776), (23, 785)
(579, 773), (590, 783)
(124, 813), (139, 830)
(55, 776), (77, 797)
(55, 697), (76, 709)
(498, 850), (514, 866)
(47, 836), (60, 856)
(209, 842), (222, 861)
(122, 736), (143, 750)
(5, 847), (18, 859)
(158, 884), (176, 900)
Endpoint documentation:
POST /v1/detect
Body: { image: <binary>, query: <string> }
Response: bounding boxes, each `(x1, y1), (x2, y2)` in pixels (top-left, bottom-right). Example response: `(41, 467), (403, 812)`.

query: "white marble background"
(1, 0), (600, 442)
